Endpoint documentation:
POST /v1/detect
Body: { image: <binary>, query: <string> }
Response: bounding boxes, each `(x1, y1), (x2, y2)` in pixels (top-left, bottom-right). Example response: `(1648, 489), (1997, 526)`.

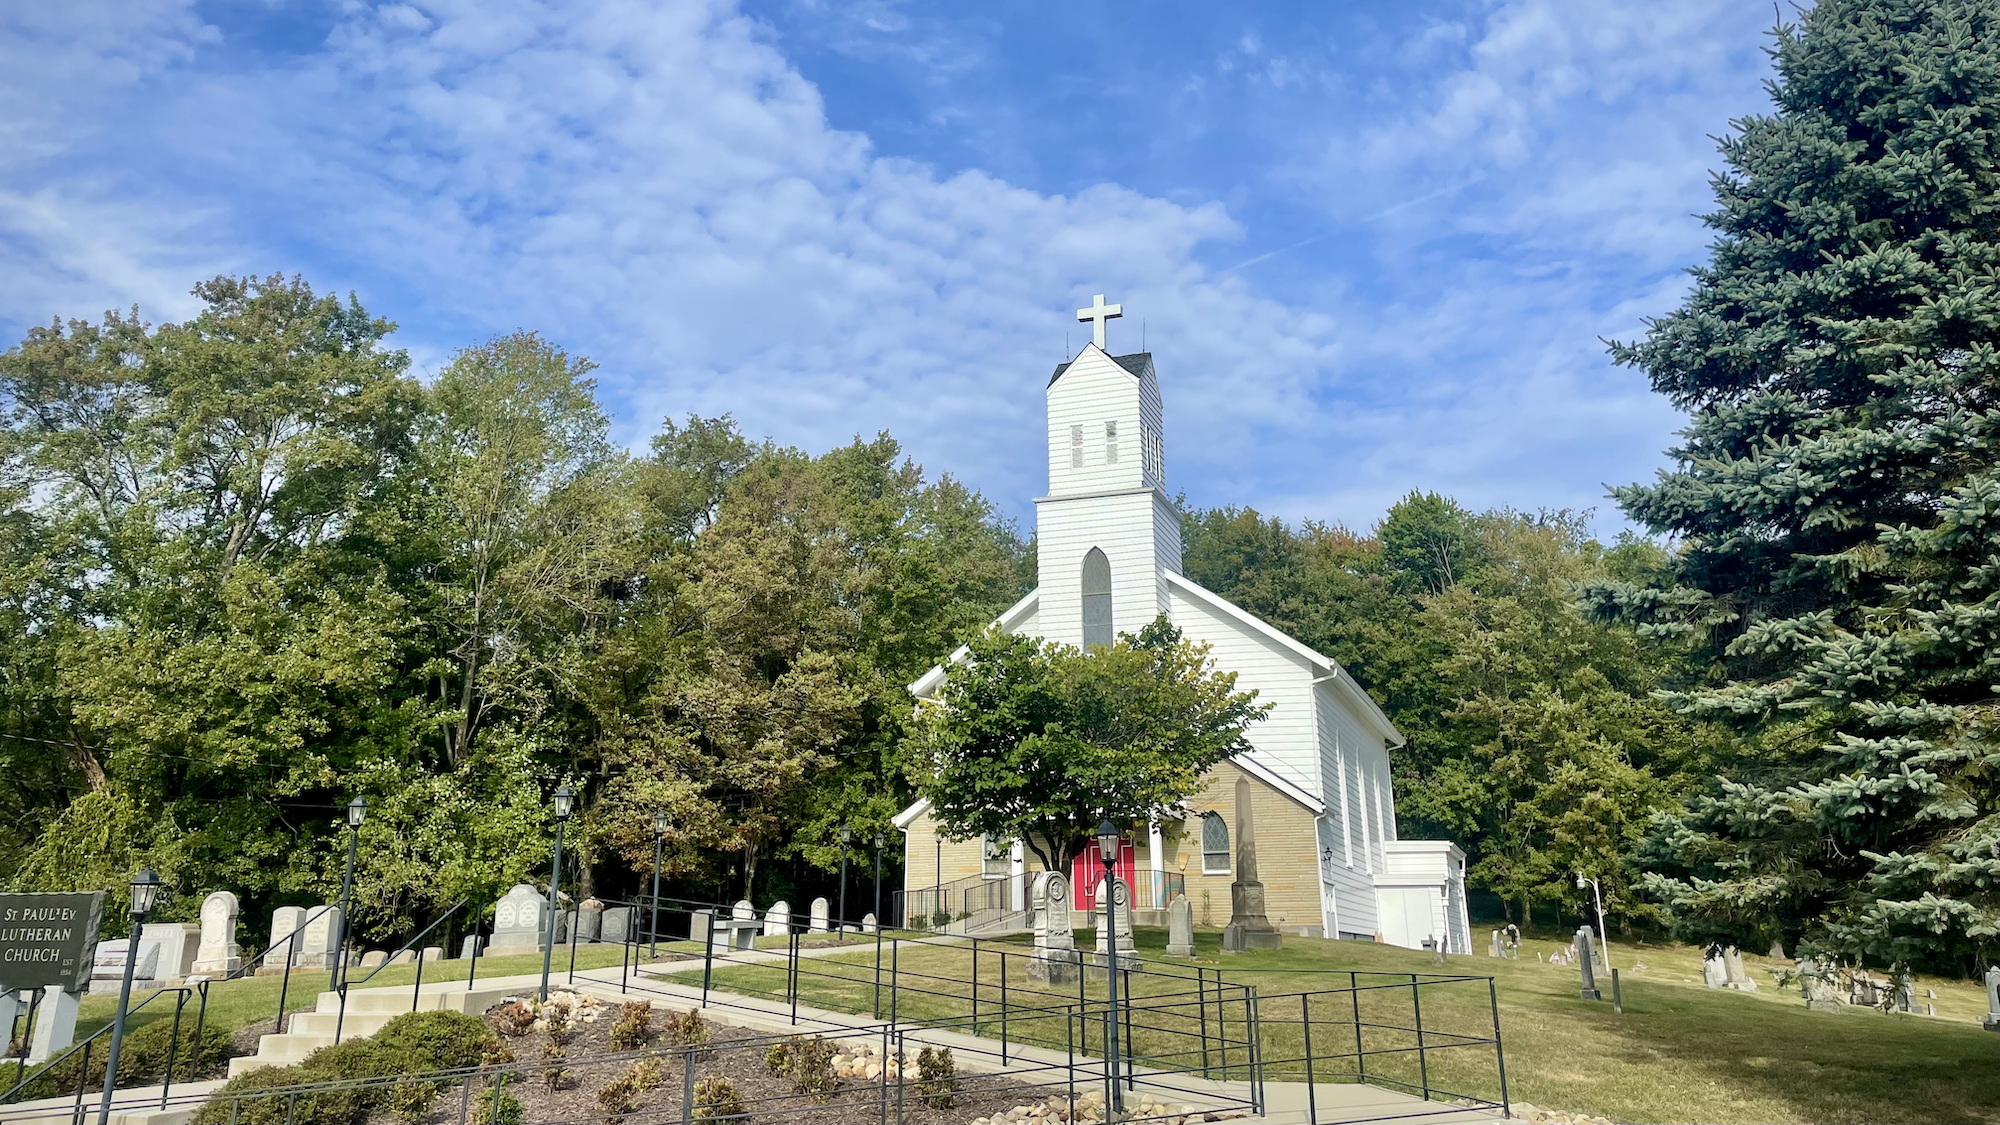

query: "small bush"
(191, 1010), (499, 1125)
(916, 1045), (956, 1109)
(607, 1000), (654, 1050)
(543, 1001), (574, 1045)
(474, 1084), (525, 1125)
(691, 1075), (744, 1122)
(18, 1016), (233, 1099)
(661, 1008), (710, 1053)
(764, 1037), (798, 1077)
(596, 1075), (640, 1122)
(625, 1056), (664, 1091)
(789, 1036), (838, 1102)
(487, 1000), (536, 1037)
(542, 1040), (569, 1090)
(390, 1076), (435, 1125)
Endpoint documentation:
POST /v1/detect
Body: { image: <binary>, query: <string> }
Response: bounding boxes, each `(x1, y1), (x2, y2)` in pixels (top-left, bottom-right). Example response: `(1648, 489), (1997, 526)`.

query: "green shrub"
(17, 1015), (232, 1099)
(764, 1037), (798, 1077)
(473, 1083), (524, 1125)
(916, 1045), (956, 1109)
(542, 1040), (569, 1089)
(596, 1074), (640, 1121)
(191, 1010), (499, 1124)
(789, 1036), (838, 1102)
(607, 1000), (654, 1050)
(661, 1008), (709, 1053)
(390, 1076), (435, 1124)
(690, 1075), (744, 1122)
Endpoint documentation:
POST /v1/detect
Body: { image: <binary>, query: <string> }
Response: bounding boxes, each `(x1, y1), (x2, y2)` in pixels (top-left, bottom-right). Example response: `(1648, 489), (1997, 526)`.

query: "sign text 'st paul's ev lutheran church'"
(893, 297), (1472, 953)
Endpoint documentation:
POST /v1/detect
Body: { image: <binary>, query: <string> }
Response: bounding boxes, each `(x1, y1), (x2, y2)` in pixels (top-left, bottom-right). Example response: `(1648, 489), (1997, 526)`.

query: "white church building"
(893, 297), (1470, 953)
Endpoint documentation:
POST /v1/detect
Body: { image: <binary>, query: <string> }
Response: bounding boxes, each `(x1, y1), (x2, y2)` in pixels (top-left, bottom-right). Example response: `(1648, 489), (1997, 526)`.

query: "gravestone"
(576, 899), (604, 944)
(1576, 927), (1602, 1001)
(421, 947), (443, 962)
(190, 891), (242, 977)
(1891, 970), (1914, 1013)
(764, 901), (792, 937)
(809, 897), (830, 934)
(601, 907), (632, 945)
(142, 922), (202, 981)
(558, 910), (574, 945)
(690, 909), (713, 942)
(1165, 893), (1195, 957)
(1768, 939), (1785, 960)
(359, 951), (388, 969)
(1981, 967), (1999, 1031)
(490, 885), (547, 951)
(1028, 871), (1077, 984)
(90, 938), (161, 994)
(1092, 878), (1134, 959)
(728, 901), (758, 950)
(1701, 946), (1728, 989)
(1723, 946), (1757, 991)
(459, 935), (482, 960)
(1489, 931), (1501, 958)
(1797, 958), (1843, 1013)
(862, 912), (877, 934)
(732, 900), (755, 923)
(392, 950), (419, 965)
(26, 986), (78, 1064)
(1220, 776), (1282, 953)
(268, 907), (307, 967)
(297, 907), (340, 969)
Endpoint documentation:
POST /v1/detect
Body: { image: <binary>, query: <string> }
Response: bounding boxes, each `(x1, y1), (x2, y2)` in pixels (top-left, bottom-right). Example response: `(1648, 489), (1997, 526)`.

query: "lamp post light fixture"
(872, 832), (885, 931)
(331, 796), (366, 995)
(837, 825), (852, 943)
(540, 784), (577, 1002)
(1576, 873), (1608, 970)
(1095, 818), (1124, 1112)
(650, 812), (670, 960)
(98, 868), (162, 1125)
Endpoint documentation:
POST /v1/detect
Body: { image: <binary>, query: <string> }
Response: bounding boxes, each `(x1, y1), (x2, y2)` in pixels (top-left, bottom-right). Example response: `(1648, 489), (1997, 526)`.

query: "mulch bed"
(382, 990), (1073, 1125)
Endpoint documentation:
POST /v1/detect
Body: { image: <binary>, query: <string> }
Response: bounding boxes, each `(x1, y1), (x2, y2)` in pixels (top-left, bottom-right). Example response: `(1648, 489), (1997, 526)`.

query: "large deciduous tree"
(1589, 0), (2000, 969)
(912, 620), (1267, 873)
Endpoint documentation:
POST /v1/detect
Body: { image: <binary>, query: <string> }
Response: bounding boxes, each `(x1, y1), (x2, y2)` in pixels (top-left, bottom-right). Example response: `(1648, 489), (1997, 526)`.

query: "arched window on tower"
(1081, 548), (1113, 649)
(1201, 812), (1230, 875)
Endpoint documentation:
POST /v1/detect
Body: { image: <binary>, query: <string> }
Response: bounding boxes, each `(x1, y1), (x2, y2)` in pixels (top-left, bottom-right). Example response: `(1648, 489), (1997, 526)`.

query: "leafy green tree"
(913, 620), (1267, 872)
(1379, 491), (1484, 596)
(1588, 0), (2000, 969)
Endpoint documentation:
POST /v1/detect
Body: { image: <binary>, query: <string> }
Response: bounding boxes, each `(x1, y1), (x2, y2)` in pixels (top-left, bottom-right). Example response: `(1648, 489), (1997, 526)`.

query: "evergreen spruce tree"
(1590, 0), (2000, 971)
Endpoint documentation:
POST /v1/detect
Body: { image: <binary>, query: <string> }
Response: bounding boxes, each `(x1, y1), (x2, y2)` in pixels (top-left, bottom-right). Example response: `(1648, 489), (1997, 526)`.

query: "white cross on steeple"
(1075, 293), (1123, 350)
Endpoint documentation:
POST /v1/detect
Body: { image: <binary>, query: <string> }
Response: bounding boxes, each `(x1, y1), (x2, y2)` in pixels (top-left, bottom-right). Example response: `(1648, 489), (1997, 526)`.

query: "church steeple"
(1035, 297), (1180, 648)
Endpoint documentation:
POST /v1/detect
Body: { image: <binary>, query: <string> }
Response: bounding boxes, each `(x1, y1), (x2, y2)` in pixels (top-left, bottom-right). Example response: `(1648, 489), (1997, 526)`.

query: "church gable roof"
(1049, 348), (1153, 388)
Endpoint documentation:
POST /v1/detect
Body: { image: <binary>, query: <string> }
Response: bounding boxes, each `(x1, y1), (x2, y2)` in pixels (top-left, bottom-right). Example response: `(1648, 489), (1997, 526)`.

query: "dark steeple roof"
(1048, 351), (1153, 387)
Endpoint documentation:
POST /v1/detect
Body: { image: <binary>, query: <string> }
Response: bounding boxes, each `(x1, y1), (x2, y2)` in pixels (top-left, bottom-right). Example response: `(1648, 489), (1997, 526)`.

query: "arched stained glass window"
(1201, 812), (1230, 875)
(1081, 548), (1113, 649)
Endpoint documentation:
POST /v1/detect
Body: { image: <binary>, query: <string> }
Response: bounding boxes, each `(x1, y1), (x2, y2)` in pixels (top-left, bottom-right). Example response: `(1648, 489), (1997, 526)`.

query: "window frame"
(1200, 811), (1231, 876)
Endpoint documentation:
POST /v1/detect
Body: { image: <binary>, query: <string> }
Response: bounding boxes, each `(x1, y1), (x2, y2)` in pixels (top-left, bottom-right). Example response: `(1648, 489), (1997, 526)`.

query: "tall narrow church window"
(1201, 812), (1230, 875)
(1104, 420), (1119, 463)
(1070, 425), (1085, 468)
(1081, 547), (1113, 649)
(982, 834), (1010, 878)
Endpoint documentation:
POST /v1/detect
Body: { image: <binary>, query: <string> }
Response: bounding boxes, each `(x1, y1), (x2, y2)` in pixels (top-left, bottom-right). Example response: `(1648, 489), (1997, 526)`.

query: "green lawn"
(683, 928), (2000, 1125)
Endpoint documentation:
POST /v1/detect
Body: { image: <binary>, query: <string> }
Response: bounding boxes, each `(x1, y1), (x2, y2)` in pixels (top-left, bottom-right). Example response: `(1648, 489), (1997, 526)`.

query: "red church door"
(1071, 842), (1137, 912)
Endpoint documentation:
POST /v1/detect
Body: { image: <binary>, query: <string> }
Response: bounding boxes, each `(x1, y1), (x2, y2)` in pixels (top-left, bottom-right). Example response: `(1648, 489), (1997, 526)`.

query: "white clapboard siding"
(1033, 491), (1174, 647)
(1166, 583), (1321, 794)
(1047, 346), (1150, 497)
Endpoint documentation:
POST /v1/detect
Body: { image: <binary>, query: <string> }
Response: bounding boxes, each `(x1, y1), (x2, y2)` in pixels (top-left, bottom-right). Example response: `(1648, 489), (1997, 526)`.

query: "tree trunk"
(67, 732), (110, 794)
(741, 844), (760, 902)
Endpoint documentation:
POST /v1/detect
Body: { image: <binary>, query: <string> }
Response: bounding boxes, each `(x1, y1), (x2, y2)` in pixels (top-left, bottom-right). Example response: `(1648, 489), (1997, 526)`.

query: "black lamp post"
(98, 868), (161, 1125)
(332, 796), (365, 993)
(539, 784), (576, 1002)
(837, 825), (851, 942)
(1096, 818), (1124, 1112)
(872, 832), (884, 931)
(650, 812), (669, 960)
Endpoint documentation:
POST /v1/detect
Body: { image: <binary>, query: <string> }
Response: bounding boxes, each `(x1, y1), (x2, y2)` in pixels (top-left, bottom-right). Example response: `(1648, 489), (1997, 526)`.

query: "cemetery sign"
(0, 892), (106, 992)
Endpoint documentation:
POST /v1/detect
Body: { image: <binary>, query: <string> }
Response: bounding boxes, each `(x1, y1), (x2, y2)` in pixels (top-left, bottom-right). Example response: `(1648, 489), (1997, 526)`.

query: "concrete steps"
(228, 982), (519, 1076)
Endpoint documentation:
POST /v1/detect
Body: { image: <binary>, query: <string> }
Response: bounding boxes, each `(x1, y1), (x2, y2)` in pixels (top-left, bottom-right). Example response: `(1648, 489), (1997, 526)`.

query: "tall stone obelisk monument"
(1221, 775), (1283, 952)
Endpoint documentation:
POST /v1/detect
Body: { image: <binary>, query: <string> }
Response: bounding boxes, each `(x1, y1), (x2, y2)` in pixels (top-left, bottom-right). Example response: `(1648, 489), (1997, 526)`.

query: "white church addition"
(899, 295), (1470, 954)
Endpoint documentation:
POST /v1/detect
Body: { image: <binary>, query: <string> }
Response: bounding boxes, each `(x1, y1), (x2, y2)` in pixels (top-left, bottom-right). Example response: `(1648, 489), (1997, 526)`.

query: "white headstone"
(1489, 930), (1502, 958)
(1165, 893), (1195, 957)
(809, 897), (830, 934)
(1093, 879), (1134, 955)
(490, 885), (548, 950)
(576, 898), (604, 943)
(1982, 967), (2000, 1031)
(91, 938), (161, 985)
(269, 907), (307, 963)
(690, 909), (713, 942)
(421, 946), (443, 962)
(764, 901), (792, 936)
(297, 906), (341, 968)
(141, 922), (202, 981)
(359, 950), (388, 968)
(1723, 946), (1757, 991)
(732, 899), (754, 922)
(26, 986), (78, 1064)
(190, 892), (241, 976)
(862, 912), (877, 934)
(601, 906), (632, 944)
(1028, 871), (1076, 984)
(459, 935), (482, 959)
(1702, 947), (1729, 989)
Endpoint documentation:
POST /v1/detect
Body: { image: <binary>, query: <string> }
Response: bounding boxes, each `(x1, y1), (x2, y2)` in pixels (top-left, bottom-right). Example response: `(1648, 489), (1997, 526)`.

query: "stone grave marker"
(764, 901), (791, 936)
(190, 891), (242, 977)
(1092, 878), (1134, 959)
(1701, 946), (1728, 989)
(1165, 893), (1195, 957)
(142, 922), (201, 981)
(1489, 930), (1501, 958)
(421, 947), (443, 962)
(89, 938), (161, 994)
(862, 912), (877, 934)
(1797, 957), (1843, 1012)
(459, 935), (482, 960)
(1768, 939), (1785, 960)
(1983, 967), (2000, 1031)
(601, 907), (632, 945)
(576, 899), (604, 944)
(297, 907), (340, 969)
(268, 906), (307, 969)
(1220, 776), (1281, 953)
(1028, 870), (1077, 984)
(809, 897), (831, 934)
(1723, 946), (1757, 991)
(490, 885), (547, 951)
(690, 909), (713, 943)
(359, 951), (388, 969)
(1576, 927), (1603, 1001)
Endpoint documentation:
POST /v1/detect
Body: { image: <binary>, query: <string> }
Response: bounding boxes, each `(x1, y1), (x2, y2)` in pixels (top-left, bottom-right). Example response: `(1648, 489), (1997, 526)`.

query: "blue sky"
(1, 0), (1778, 533)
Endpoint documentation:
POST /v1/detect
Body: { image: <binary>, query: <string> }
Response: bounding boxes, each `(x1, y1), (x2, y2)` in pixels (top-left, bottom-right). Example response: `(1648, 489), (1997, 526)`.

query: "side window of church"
(1070, 424), (1085, 468)
(1104, 420), (1118, 463)
(1081, 548), (1113, 649)
(982, 834), (1009, 878)
(1201, 812), (1230, 875)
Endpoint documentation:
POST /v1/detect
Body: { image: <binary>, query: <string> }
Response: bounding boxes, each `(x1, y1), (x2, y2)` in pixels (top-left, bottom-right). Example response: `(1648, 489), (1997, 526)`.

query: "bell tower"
(1034, 296), (1181, 649)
